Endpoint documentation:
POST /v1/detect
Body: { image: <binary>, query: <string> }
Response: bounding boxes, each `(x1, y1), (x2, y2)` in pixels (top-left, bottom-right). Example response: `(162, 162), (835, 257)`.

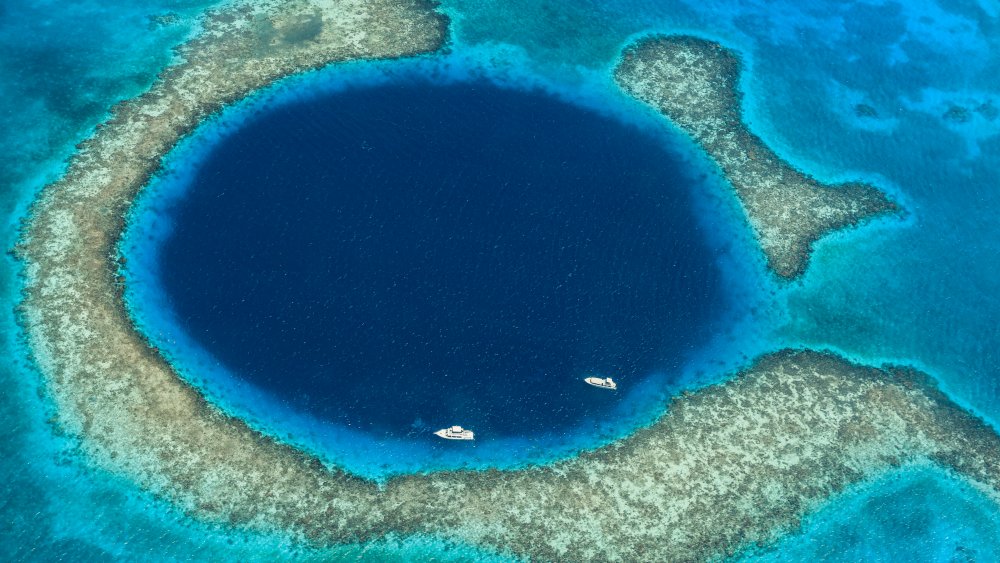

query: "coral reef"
(17, 7), (999, 562)
(18, 0), (446, 543)
(387, 350), (1000, 560)
(616, 35), (899, 279)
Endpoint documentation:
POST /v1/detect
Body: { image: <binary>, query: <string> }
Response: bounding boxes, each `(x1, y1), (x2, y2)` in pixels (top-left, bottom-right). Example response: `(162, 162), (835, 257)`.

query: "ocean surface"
(2, 0), (999, 560)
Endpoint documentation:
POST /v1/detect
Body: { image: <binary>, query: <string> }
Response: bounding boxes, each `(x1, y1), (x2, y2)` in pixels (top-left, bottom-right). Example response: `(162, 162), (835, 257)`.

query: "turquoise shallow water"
(3, 0), (1000, 559)
(746, 467), (1000, 562)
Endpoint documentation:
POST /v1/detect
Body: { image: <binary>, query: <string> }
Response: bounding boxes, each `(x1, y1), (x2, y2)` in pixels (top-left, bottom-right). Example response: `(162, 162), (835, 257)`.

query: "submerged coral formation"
(615, 35), (899, 279)
(16, 3), (1000, 562)
(388, 351), (1000, 560)
(17, 0), (445, 542)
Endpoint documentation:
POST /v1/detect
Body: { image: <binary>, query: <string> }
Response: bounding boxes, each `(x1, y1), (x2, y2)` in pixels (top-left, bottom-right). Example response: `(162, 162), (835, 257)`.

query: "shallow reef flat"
(390, 350), (1000, 560)
(615, 35), (899, 279)
(17, 0), (446, 542)
(16, 3), (1000, 563)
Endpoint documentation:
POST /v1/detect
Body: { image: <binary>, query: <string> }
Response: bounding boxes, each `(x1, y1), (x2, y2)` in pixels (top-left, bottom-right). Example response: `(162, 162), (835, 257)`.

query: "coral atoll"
(17, 5), (999, 562)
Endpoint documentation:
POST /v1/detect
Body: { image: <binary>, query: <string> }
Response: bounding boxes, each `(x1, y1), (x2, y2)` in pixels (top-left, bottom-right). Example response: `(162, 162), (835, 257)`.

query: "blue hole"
(147, 79), (726, 442)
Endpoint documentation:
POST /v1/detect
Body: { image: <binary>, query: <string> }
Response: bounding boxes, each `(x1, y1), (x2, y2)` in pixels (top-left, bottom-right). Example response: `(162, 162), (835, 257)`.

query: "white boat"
(584, 376), (617, 390)
(434, 425), (475, 440)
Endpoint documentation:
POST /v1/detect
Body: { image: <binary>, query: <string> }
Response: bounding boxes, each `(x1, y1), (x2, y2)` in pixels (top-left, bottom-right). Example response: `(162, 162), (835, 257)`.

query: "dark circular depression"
(152, 80), (727, 438)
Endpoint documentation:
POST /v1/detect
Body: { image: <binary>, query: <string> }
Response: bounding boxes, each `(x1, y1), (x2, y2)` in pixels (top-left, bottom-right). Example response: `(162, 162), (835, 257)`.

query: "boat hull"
(434, 429), (474, 440)
(584, 377), (617, 390)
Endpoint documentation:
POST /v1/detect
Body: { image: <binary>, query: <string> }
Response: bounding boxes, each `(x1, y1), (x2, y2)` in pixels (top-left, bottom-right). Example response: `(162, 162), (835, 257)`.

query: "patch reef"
(616, 35), (899, 279)
(17, 5), (999, 561)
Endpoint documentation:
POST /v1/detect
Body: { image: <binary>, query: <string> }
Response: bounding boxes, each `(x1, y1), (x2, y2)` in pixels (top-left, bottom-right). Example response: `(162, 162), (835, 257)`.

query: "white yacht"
(434, 426), (475, 440)
(584, 376), (617, 390)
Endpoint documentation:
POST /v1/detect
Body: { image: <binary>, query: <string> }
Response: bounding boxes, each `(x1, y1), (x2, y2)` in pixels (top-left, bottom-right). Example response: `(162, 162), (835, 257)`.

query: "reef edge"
(615, 34), (900, 279)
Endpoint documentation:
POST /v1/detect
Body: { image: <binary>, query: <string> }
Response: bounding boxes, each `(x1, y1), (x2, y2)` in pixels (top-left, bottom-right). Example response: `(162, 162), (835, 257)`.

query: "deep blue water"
(3, 0), (1000, 560)
(154, 81), (723, 438)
